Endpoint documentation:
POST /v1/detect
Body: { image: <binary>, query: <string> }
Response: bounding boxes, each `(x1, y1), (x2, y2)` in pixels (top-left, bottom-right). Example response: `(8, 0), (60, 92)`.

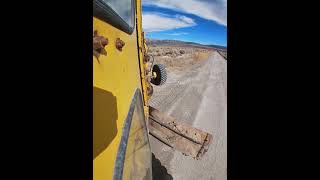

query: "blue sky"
(142, 0), (227, 47)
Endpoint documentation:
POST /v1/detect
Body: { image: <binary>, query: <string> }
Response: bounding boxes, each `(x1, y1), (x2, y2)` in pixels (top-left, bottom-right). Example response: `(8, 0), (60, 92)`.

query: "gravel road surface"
(149, 51), (227, 180)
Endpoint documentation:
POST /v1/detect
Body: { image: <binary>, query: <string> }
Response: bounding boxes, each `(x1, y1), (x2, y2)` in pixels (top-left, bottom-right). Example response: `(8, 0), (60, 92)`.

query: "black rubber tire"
(151, 64), (167, 86)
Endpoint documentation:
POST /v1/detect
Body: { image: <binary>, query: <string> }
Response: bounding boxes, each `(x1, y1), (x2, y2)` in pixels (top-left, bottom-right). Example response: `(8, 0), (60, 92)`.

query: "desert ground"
(147, 44), (227, 180)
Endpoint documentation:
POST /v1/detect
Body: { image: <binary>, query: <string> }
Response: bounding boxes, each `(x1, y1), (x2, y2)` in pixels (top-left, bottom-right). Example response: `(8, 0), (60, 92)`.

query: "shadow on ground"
(152, 153), (173, 180)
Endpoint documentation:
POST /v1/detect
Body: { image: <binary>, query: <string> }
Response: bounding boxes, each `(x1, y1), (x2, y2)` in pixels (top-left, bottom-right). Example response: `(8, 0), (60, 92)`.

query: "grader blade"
(148, 106), (212, 160)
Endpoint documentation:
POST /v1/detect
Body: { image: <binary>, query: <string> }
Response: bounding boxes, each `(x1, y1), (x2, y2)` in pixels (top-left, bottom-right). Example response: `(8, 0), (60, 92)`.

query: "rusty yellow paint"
(93, 0), (152, 179)
(136, 0), (151, 119)
(93, 16), (140, 179)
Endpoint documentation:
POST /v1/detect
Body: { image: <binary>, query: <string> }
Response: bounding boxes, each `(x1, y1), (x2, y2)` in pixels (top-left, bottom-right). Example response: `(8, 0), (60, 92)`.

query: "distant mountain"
(206, 44), (227, 50)
(146, 39), (227, 51)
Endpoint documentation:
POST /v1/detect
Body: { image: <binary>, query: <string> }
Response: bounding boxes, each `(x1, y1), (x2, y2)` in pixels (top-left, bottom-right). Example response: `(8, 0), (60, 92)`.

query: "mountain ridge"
(146, 39), (227, 51)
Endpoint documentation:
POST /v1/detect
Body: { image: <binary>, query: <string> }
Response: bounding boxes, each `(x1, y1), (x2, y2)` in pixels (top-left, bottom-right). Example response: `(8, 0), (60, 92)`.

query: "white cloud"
(142, 0), (227, 26)
(142, 12), (196, 32)
(176, 15), (194, 24)
(166, 32), (189, 36)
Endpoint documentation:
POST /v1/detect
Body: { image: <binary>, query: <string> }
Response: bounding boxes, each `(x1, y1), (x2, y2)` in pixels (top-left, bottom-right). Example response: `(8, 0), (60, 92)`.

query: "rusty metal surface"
(115, 38), (125, 51)
(93, 30), (108, 60)
(148, 106), (212, 159)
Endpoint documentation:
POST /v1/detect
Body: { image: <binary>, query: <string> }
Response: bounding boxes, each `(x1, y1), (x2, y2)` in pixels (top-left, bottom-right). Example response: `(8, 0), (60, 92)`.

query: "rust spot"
(147, 86), (153, 96)
(93, 30), (108, 60)
(115, 38), (125, 51)
(146, 76), (151, 82)
(144, 54), (150, 63)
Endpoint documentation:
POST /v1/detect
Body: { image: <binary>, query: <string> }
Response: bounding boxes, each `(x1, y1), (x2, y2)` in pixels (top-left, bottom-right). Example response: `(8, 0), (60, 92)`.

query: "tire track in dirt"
(151, 54), (214, 124)
(148, 56), (210, 170)
(169, 52), (227, 180)
(149, 51), (227, 180)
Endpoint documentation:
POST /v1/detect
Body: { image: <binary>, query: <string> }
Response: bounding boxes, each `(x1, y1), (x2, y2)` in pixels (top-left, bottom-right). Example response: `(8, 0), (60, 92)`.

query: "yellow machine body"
(93, 0), (152, 179)
(93, 1), (213, 180)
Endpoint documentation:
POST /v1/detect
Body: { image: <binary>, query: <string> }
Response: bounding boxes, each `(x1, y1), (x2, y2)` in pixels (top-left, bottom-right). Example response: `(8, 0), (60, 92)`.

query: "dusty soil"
(217, 50), (227, 60)
(149, 51), (227, 180)
(148, 46), (213, 73)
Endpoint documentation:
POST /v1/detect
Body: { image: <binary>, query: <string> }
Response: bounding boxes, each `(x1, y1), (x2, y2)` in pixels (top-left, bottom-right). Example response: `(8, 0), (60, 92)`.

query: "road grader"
(93, 0), (213, 179)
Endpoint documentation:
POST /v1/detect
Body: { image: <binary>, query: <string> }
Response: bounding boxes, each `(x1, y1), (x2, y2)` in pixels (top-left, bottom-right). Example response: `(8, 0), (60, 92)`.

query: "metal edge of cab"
(113, 89), (152, 180)
(93, 0), (136, 35)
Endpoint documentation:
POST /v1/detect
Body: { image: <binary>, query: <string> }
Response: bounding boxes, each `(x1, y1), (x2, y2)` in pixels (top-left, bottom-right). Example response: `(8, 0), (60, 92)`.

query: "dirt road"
(149, 51), (227, 180)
